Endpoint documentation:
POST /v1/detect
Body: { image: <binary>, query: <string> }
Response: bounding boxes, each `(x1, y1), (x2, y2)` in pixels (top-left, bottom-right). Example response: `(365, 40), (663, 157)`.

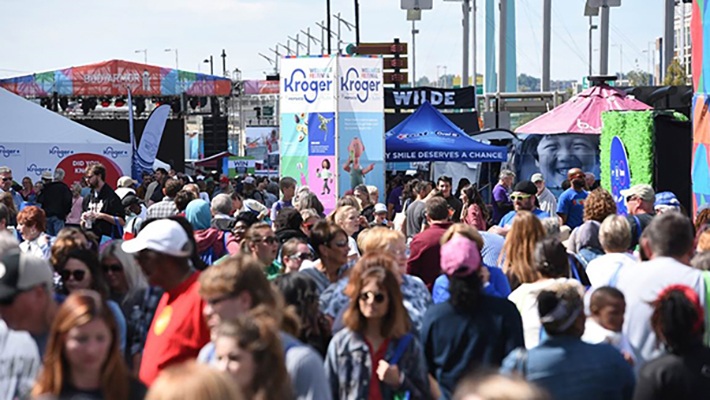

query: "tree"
(664, 59), (688, 86)
(518, 74), (540, 92)
(626, 69), (652, 86)
(415, 76), (431, 86)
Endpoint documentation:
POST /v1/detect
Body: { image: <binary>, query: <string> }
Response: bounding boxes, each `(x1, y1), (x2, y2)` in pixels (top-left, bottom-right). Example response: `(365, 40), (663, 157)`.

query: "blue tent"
(385, 101), (507, 163)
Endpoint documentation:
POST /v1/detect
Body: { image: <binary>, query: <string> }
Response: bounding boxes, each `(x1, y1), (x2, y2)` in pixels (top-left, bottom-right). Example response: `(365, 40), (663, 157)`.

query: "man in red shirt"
(122, 218), (210, 386)
(406, 196), (453, 290)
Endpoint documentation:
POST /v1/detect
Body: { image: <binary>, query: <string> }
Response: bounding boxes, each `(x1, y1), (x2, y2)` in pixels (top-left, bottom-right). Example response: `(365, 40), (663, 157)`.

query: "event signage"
(280, 57), (338, 214)
(385, 86), (476, 109)
(280, 56), (385, 211)
(134, 105), (170, 179)
(610, 136), (631, 216)
(224, 157), (257, 176)
(337, 57), (385, 197)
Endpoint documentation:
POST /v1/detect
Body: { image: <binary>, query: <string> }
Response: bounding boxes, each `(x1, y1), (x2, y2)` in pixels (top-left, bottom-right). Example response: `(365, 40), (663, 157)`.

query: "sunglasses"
(103, 264), (123, 273)
(359, 291), (386, 304)
(61, 269), (86, 282)
(510, 194), (532, 202)
(288, 252), (313, 262)
(331, 240), (349, 248)
(2, 177), (12, 182)
(255, 236), (279, 245)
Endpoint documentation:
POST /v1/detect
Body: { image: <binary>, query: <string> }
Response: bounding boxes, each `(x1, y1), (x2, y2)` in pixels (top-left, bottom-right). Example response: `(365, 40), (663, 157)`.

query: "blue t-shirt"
(498, 209), (550, 227)
(556, 188), (588, 229)
(432, 266), (512, 303)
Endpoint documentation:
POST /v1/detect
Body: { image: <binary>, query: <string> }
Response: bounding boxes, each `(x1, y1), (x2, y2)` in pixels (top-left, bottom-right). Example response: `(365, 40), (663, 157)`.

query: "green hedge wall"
(600, 111), (655, 192)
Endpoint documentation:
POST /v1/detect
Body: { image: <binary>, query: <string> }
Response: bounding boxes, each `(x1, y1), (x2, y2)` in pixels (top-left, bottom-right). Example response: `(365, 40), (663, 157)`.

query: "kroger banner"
(280, 56), (338, 213)
(0, 143), (130, 188)
(337, 57), (385, 197)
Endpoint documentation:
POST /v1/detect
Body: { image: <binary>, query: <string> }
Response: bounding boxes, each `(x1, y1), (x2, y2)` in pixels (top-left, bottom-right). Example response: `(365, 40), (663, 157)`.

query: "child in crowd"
(582, 286), (634, 364)
(369, 203), (392, 228)
(270, 177), (296, 221)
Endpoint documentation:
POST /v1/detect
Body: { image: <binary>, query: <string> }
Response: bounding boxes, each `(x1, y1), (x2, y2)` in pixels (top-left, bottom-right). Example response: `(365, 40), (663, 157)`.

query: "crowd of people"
(1, 162), (710, 400)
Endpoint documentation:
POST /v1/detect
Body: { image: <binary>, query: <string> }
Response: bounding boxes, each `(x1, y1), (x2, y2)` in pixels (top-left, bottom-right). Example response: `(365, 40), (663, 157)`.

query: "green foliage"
(600, 111), (655, 191)
(518, 74), (540, 92)
(664, 59), (688, 86)
(626, 69), (652, 87)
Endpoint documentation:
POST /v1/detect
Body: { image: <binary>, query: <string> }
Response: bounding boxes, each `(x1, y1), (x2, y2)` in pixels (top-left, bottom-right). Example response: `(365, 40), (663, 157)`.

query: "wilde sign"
(385, 86), (476, 110)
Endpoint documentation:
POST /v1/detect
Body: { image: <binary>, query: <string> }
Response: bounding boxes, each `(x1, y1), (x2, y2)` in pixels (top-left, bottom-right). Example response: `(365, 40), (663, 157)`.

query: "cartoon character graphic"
(295, 113), (308, 142)
(317, 114), (333, 141)
(316, 158), (334, 195)
(342, 137), (375, 190)
(296, 162), (308, 187)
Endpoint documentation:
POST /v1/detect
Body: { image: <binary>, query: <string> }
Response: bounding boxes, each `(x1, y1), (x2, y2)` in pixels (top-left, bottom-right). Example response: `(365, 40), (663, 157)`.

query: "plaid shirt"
(146, 197), (178, 220)
(128, 286), (163, 356)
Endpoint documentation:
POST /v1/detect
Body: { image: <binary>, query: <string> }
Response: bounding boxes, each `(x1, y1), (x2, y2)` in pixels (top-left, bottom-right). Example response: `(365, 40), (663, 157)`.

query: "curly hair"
(583, 189), (617, 222)
(695, 208), (710, 232)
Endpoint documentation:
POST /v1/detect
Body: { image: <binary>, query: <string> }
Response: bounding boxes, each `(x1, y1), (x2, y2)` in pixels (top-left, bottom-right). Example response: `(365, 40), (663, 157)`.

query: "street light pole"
(462, 0), (470, 88)
(204, 56), (214, 75)
(135, 49), (148, 64)
(326, 0), (332, 54)
(354, 0), (361, 45)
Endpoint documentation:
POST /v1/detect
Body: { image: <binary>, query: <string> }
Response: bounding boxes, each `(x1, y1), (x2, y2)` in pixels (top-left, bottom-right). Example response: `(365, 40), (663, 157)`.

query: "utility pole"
(462, 0), (471, 88)
(301, 28), (321, 55)
(354, 0), (361, 45)
(221, 49), (227, 77)
(599, 4), (609, 75)
(412, 20), (419, 87)
(542, 0), (551, 91)
(326, 0), (332, 54)
(498, 0), (507, 92)
(663, 0), (674, 77)
(472, 0), (478, 92)
(204, 55), (214, 75)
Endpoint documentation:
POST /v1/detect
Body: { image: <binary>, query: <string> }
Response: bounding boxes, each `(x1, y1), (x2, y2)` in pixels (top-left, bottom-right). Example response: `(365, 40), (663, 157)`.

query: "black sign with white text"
(385, 86), (476, 110)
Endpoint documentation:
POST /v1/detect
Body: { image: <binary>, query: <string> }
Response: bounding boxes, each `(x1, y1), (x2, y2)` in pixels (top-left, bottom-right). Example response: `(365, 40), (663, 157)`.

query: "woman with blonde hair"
(325, 257), (430, 399)
(66, 183), (85, 226)
(0, 191), (17, 226)
(213, 308), (292, 400)
(320, 229), (432, 332)
(432, 224), (511, 303)
(147, 361), (243, 400)
(331, 205), (362, 264)
(500, 211), (546, 290)
(32, 290), (146, 400)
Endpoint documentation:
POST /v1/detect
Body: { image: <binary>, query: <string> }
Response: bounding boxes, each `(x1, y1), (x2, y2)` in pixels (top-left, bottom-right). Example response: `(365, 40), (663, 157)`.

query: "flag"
(135, 105), (171, 179)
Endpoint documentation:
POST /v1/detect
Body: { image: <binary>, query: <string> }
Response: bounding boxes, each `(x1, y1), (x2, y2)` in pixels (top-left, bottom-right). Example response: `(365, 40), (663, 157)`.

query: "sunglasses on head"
(103, 264), (123, 273)
(61, 269), (86, 282)
(256, 236), (279, 245)
(288, 252), (313, 262)
(359, 291), (386, 304)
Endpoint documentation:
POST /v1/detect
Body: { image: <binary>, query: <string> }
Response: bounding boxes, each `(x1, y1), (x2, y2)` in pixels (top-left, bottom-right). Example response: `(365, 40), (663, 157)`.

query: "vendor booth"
(515, 83), (652, 190)
(0, 88), (130, 188)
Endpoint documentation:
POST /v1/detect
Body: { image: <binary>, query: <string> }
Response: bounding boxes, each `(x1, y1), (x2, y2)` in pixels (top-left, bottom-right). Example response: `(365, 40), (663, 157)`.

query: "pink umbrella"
(515, 85), (652, 135)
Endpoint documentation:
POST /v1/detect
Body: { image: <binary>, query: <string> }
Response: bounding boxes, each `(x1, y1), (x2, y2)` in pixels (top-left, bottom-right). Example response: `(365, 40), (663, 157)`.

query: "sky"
(0, 0), (670, 83)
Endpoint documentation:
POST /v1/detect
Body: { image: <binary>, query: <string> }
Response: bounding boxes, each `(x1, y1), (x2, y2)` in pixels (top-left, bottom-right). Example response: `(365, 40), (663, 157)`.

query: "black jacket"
(37, 181), (72, 219)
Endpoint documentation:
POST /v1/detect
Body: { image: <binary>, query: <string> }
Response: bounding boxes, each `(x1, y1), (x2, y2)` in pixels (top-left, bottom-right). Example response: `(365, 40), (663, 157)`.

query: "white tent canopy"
(0, 88), (130, 185)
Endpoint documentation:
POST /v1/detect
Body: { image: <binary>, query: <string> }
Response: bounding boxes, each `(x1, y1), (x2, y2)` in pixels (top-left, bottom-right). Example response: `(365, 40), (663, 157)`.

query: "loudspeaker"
(203, 116), (228, 157)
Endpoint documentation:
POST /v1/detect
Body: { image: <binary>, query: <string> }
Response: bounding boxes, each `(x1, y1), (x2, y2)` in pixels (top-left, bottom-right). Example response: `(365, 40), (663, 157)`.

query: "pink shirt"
(66, 196), (84, 224)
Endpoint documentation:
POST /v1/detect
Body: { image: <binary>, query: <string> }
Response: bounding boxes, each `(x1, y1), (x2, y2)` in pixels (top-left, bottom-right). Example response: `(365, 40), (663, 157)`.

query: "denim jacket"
(324, 328), (430, 400)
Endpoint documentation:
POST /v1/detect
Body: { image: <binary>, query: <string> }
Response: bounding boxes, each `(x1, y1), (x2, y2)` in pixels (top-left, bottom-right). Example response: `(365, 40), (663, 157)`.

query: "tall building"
(674, 2), (692, 80)
(484, 0), (517, 93)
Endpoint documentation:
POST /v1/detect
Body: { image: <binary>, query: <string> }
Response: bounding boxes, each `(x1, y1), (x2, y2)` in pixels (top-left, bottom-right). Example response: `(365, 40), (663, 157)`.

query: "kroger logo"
(283, 68), (333, 104)
(48, 146), (74, 159)
(103, 146), (129, 159)
(0, 145), (21, 158)
(27, 164), (51, 177)
(340, 67), (381, 103)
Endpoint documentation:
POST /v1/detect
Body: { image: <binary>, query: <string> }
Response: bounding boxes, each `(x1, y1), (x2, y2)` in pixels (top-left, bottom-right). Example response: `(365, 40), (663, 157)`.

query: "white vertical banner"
(336, 56), (386, 198)
(279, 56), (338, 213)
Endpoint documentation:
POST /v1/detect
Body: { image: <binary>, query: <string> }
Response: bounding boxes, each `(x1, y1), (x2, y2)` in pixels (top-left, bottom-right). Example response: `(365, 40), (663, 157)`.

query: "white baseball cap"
(374, 203), (388, 214)
(531, 173), (544, 183)
(122, 219), (192, 258)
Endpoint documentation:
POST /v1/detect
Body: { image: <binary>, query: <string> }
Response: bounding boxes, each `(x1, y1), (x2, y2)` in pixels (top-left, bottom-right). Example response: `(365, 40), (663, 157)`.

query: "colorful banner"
(0, 143), (130, 188)
(0, 60), (232, 97)
(609, 136), (631, 216)
(223, 157), (257, 177)
(243, 80), (280, 95)
(337, 57), (385, 197)
(280, 56), (338, 213)
(692, 95), (710, 211)
(245, 126), (279, 169)
(134, 105), (170, 180)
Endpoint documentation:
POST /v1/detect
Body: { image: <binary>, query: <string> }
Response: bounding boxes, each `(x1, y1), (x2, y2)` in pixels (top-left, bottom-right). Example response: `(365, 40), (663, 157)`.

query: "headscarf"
(185, 199), (211, 230)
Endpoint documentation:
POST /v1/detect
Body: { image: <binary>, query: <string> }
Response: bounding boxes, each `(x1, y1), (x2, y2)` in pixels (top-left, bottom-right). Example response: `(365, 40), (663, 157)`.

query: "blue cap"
(654, 191), (680, 208)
